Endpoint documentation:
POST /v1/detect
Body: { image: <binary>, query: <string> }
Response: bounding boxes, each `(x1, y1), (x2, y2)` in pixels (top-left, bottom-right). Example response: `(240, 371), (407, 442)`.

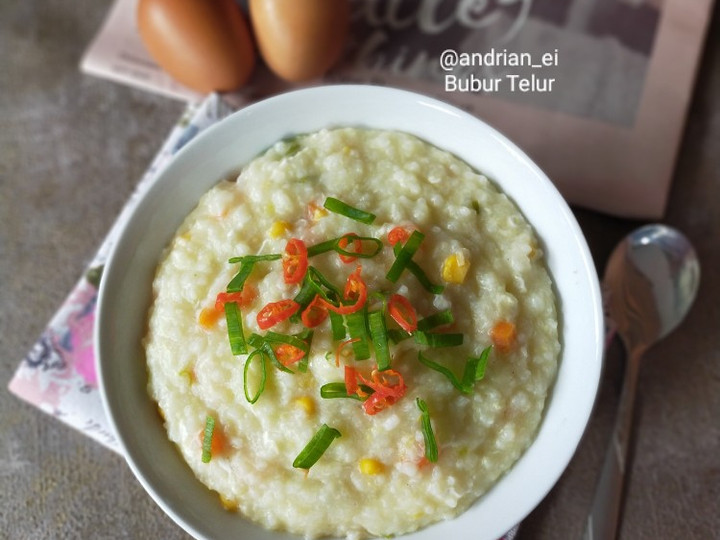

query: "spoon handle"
(582, 348), (643, 540)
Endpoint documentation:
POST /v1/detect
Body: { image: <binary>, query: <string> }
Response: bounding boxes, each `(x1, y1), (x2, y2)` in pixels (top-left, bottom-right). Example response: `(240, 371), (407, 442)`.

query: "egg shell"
(249, 0), (349, 82)
(137, 0), (255, 93)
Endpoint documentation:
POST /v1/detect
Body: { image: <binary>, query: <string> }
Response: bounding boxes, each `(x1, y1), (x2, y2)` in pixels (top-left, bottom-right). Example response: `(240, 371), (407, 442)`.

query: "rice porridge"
(144, 128), (560, 539)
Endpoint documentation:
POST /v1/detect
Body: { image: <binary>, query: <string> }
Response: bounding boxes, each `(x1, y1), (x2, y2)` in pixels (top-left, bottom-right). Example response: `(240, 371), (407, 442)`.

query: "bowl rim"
(95, 84), (604, 540)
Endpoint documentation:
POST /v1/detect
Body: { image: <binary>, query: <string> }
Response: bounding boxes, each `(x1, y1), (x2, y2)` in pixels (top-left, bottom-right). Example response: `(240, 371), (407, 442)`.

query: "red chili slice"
(300, 295), (329, 328)
(359, 369), (406, 415)
(387, 226), (412, 246)
(274, 343), (306, 366)
(321, 266), (368, 315)
(344, 366), (359, 395)
(256, 299), (300, 330)
(335, 338), (360, 367)
(337, 233), (361, 263)
(283, 238), (308, 284)
(388, 293), (418, 333)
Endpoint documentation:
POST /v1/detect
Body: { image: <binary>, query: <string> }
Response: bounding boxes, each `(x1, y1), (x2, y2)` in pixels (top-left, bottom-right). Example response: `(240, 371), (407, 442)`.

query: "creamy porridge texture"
(144, 128), (560, 539)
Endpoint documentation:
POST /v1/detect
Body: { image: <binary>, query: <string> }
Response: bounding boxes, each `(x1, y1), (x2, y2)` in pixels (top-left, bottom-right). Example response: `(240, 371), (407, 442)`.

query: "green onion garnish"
(228, 254), (282, 264)
(308, 236), (383, 259)
(282, 138), (302, 157)
(224, 302), (247, 355)
(307, 266), (342, 299)
(346, 309), (371, 360)
(248, 334), (294, 374)
(243, 349), (267, 404)
(307, 238), (338, 257)
(226, 262), (255, 293)
(333, 235), (384, 259)
(323, 197), (376, 224)
(292, 424), (342, 469)
(418, 347), (492, 394)
(329, 310), (346, 341)
(387, 328), (411, 344)
(201, 415), (215, 463)
(262, 330), (311, 353)
(472, 346), (491, 381)
(417, 309), (454, 331)
(386, 230), (425, 283)
(320, 382), (362, 400)
(414, 331), (464, 348)
(368, 310), (391, 370)
(392, 243), (444, 294)
(416, 398), (438, 463)
(226, 254), (281, 292)
(261, 329), (313, 373)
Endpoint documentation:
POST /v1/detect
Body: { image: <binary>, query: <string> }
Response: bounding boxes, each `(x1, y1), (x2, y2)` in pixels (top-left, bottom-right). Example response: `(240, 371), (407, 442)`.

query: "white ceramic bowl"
(96, 85), (604, 540)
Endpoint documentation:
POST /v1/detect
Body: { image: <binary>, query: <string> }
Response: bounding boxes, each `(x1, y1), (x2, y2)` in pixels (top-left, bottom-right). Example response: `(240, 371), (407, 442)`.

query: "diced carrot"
(198, 307), (222, 329)
(198, 423), (225, 456)
(491, 320), (517, 353)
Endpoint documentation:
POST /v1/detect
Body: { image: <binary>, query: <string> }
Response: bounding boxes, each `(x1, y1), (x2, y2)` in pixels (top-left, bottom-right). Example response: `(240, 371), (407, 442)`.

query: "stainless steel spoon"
(582, 224), (700, 540)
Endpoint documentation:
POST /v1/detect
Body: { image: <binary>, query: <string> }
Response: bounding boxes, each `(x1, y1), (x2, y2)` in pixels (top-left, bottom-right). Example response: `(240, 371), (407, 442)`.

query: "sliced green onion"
(418, 348), (491, 394)
(416, 398), (438, 463)
(392, 244), (443, 294)
(224, 302), (247, 355)
(406, 259), (444, 294)
(296, 329), (314, 373)
(346, 309), (371, 360)
(292, 424), (342, 469)
(308, 236), (384, 259)
(470, 346), (491, 382)
(414, 331), (464, 348)
(320, 382), (362, 400)
(226, 262), (255, 293)
(308, 266), (342, 300)
(333, 235), (384, 259)
(201, 415), (215, 463)
(243, 349), (267, 404)
(248, 333), (294, 374)
(307, 238), (338, 257)
(417, 309), (454, 331)
(368, 310), (391, 370)
(386, 230), (425, 283)
(259, 329), (314, 373)
(228, 254), (282, 264)
(323, 197), (376, 224)
(262, 330), (311, 353)
(282, 137), (302, 158)
(387, 328), (411, 344)
(418, 351), (466, 393)
(329, 310), (346, 341)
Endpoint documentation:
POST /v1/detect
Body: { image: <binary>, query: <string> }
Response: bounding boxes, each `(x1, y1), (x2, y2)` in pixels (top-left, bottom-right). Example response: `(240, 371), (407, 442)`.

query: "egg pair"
(137, 0), (350, 93)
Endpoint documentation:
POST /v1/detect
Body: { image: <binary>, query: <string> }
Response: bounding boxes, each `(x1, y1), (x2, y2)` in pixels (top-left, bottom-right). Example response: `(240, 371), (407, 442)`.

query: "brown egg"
(137, 0), (255, 93)
(249, 0), (350, 82)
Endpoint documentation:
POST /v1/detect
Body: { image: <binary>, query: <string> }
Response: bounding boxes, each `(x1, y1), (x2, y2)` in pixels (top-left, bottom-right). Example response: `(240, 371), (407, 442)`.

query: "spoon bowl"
(604, 224), (701, 354)
(584, 224), (700, 540)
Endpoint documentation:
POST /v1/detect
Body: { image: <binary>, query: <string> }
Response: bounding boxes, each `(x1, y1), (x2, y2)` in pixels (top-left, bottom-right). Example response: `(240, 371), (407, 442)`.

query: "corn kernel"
(307, 202), (328, 221)
(441, 251), (471, 284)
(179, 368), (196, 384)
(294, 396), (315, 415)
(359, 458), (385, 475)
(198, 306), (222, 329)
(218, 494), (236, 511)
(269, 220), (292, 239)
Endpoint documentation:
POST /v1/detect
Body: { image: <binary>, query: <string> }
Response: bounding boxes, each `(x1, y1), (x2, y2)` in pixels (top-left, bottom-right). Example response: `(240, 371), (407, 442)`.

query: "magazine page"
(80, 0), (715, 217)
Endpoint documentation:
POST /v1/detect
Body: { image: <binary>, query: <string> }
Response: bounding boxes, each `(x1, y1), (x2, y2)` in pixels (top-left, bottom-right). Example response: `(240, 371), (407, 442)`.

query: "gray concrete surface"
(2, 1), (718, 539)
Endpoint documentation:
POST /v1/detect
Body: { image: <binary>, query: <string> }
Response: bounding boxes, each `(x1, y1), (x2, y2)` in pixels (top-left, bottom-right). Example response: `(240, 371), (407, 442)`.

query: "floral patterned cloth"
(8, 93), (236, 451)
(8, 92), (519, 540)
